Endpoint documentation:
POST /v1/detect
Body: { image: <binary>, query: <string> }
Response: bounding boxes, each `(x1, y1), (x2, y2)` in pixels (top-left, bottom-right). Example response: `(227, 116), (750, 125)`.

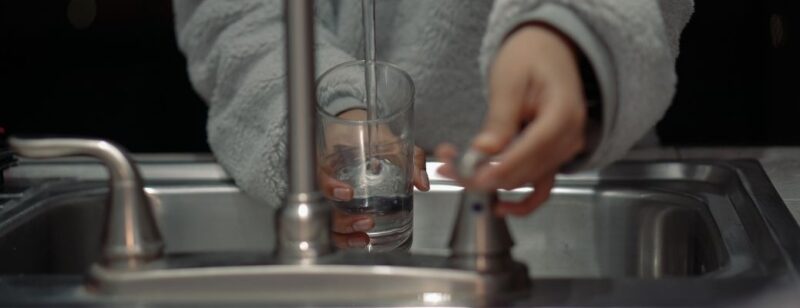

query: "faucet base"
(276, 192), (334, 262)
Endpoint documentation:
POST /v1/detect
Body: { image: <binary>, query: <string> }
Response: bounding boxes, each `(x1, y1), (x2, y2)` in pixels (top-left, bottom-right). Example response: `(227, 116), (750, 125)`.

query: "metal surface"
(448, 149), (527, 294)
(1, 160), (799, 306)
(6, 138), (163, 269)
(280, 0), (333, 261)
(89, 263), (488, 304)
(276, 192), (333, 262)
(4, 158), (230, 182)
(0, 147), (14, 186)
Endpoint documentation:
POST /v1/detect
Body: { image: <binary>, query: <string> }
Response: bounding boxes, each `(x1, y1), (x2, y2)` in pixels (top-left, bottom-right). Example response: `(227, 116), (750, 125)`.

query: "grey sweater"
(172, 0), (694, 206)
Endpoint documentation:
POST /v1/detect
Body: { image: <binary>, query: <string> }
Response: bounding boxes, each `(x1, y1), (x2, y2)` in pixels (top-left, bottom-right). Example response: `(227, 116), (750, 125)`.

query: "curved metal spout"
(9, 137), (163, 269)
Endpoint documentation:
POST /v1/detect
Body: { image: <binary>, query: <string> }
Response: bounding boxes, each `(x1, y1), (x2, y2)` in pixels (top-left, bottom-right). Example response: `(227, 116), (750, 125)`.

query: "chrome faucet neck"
(278, 0), (334, 261)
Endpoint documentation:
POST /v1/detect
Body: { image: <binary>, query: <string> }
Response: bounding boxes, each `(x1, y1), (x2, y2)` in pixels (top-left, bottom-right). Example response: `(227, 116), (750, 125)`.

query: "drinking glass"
(316, 60), (414, 252)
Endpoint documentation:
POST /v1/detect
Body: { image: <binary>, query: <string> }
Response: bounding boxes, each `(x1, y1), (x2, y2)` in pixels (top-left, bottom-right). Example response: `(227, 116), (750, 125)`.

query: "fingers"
(473, 99), (583, 190)
(332, 209), (374, 233)
(333, 232), (370, 249)
(331, 206), (374, 249)
(495, 173), (556, 216)
(473, 42), (529, 155)
(465, 25), (586, 191)
(320, 173), (353, 201)
(434, 143), (459, 180)
(413, 146), (430, 191)
(471, 61), (586, 190)
(435, 143), (458, 162)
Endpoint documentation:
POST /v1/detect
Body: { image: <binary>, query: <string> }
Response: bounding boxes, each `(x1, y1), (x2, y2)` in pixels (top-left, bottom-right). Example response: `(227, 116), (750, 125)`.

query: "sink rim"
(1, 160), (796, 278)
(1, 159), (799, 307)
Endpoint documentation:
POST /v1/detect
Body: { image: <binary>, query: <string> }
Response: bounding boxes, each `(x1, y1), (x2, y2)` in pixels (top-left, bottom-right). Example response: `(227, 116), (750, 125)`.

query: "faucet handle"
(8, 137), (164, 269)
(449, 149), (515, 272)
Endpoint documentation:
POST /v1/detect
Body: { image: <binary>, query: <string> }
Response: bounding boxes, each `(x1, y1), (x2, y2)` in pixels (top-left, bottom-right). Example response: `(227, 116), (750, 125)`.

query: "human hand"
(320, 109), (429, 249)
(436, 24), (587, 216)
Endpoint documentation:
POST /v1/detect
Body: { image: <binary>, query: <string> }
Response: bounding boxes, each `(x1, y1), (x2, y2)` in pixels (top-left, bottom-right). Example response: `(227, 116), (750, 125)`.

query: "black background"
(1, 0), (798, 152)
(658, 0), (800, 145)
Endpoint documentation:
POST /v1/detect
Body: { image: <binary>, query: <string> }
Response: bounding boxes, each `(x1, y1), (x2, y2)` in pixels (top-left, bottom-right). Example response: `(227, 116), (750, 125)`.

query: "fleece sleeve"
(173, 0), (355, 205)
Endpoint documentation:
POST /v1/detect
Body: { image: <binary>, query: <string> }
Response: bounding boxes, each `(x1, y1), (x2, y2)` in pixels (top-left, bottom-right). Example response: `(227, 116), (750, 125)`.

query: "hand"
(436, 24), (587, 217)
(320, 109), (429, 249)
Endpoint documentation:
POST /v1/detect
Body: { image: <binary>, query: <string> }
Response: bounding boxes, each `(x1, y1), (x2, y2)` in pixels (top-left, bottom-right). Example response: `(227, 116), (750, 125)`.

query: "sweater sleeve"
(172, 0), (355, 205)
(480, 0), (694, 170)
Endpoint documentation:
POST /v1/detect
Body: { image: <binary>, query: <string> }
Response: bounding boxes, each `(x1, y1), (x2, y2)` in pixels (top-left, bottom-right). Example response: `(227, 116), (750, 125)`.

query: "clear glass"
(316, 60), (414, 252)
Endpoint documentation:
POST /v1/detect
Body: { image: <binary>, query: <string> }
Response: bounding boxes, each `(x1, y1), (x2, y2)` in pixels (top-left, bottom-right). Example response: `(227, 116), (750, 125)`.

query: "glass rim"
(316, 60), (415, 125)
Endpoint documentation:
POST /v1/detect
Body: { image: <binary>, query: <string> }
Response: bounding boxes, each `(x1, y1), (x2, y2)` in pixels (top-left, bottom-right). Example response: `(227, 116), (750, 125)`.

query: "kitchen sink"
(0, 183), (274, 275)
(0, 160), (798, 306)
(1, 173), (720, 279)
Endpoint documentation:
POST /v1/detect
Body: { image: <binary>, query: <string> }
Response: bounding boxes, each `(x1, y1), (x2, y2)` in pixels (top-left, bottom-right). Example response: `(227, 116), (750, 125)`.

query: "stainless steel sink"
(0, 160), (798, 306)
(1, 170), (719, 279)
(0, 183), (274, 275)
(418, 185), (723, 279)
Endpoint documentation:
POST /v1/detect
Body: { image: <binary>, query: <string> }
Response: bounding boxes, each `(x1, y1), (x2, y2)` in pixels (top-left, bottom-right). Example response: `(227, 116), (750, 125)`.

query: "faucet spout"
(8, 137), (163, 269)
(277, 0), (334, 262)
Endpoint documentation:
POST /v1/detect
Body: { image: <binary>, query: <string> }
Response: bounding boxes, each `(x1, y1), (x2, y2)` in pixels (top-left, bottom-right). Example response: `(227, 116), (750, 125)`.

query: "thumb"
(473, 58), (527, 155)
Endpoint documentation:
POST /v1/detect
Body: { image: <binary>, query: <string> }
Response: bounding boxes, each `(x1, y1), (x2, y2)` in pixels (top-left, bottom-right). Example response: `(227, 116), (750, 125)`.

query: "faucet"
(276, 0), (334, 262)
(5, 1), (528, 299)
(449, 149), (530, 294)
(276, 1), (526, 284)
(450, 149), (515, 270)
(8, 137), (164, 269)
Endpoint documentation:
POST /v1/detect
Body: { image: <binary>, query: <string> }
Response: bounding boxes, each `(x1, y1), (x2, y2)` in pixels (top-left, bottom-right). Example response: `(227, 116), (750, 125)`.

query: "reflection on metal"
(276, 192), (332, 262)
(448, 149), (529, 293)
(1, 160), (800, 305)
(278, 0), (334, 263)
(421, 292), (452, 305)
(7, 137), (163, 269)
(636, 206), (695, 278)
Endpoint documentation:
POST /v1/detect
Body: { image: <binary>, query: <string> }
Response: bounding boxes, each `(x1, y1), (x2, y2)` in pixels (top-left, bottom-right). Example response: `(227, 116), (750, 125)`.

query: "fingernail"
(421, 170), (430, 190)
(333, 188), (350, 201)
(352, 219), (373, 232)
(348, 237), (369, 247)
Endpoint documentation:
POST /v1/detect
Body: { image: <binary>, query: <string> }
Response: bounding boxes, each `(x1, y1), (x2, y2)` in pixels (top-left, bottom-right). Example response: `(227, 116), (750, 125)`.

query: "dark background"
(0, 0), (798, 152)
(658, 0), (800, 145)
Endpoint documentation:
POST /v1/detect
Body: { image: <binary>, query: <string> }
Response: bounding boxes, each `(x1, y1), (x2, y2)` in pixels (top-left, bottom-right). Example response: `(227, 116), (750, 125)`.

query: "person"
(172, 0), (694, 248)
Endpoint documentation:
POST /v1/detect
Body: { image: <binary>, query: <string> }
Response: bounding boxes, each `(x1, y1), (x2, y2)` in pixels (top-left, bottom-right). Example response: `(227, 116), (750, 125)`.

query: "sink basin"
(0, 183), (274, 275)
(418, 186), (723, 279)
(0, 160), (798, 306)
(0, 176), (720, 279)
